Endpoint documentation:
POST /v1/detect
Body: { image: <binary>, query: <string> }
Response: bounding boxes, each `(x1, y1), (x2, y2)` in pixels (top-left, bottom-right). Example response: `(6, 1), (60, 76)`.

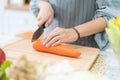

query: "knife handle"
(42, 24), (45, 29)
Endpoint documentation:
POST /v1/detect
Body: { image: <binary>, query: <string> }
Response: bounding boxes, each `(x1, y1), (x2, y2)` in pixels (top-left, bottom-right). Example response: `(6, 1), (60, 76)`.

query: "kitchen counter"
(100, 49), (120, 80)
(0, 35), (120, 80)
(0, 35), (20, 47)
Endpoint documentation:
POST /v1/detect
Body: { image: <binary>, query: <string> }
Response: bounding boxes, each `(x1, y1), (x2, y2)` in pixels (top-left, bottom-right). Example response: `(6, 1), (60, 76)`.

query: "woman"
(30, 0), (120, 50)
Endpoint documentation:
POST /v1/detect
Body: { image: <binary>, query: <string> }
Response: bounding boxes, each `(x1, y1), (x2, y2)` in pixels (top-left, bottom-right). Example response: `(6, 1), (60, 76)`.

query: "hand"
(42, 27), (79, 47)
(37, 1), (54, 27)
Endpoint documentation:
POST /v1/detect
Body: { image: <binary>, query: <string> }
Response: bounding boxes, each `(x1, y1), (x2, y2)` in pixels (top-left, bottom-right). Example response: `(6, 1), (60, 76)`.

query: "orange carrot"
(32, 39), (81, 57)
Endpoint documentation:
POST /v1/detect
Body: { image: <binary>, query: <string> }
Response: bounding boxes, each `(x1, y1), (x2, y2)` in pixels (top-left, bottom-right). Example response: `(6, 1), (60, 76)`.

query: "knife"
(32, 24), (45, 42)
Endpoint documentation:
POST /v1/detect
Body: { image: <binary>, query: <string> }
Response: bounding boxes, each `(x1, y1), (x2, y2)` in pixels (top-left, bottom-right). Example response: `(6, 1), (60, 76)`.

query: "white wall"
(0, 0), (37, 36)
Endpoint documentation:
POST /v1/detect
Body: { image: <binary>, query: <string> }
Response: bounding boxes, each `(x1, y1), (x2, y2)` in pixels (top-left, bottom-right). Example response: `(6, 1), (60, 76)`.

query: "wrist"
(38, 1), (51, 9)
(72, 27), (80, 41)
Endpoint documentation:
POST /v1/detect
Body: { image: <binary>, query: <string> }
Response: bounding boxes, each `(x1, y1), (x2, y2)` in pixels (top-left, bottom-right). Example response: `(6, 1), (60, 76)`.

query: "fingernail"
(46, 44), (49, 47)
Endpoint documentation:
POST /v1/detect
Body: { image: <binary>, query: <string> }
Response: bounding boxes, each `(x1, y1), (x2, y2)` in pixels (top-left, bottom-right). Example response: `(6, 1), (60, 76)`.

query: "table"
(0, 35), (120, 80)
(100, 48), (120, 80)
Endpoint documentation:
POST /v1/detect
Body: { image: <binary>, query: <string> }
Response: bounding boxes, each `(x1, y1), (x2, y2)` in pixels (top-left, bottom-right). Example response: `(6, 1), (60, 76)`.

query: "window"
(5, 0), (30, 10)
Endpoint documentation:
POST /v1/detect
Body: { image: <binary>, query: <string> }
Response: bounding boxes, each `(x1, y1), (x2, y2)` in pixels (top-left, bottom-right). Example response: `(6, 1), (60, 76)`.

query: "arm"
(93, 0), (120, 49)
(75, 17), (106, 37)
(76, 0), (120, 38)
(40, 0), (120, 49)
(42, 17), (106, 47)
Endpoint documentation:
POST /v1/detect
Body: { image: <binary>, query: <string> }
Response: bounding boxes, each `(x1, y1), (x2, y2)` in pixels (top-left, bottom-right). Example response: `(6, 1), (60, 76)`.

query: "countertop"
(0, 35), (120, 80)
(100, 49), (120, 80)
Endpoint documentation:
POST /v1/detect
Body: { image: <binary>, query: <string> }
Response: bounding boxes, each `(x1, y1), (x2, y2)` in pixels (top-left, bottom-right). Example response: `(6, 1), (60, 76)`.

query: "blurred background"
(0, 0), (37, 36)
(0, 1), (120, 80)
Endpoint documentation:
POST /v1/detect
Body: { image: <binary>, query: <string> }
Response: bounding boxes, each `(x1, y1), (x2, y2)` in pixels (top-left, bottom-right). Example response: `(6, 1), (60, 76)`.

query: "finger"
(51, 39), (64, 46)
(43, 29), (61, 45)
(38, 18), (46, 27)
(37, 16), (41, 21)
(43, 32), (59, 46)
(42, 27), (60, 42)
(45, 15), (53, 27)
(45, 35), (61, 47)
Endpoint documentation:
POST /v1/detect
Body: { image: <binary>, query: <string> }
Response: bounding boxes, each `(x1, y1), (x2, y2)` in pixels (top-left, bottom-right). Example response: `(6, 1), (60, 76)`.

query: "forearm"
(75, 17), (107, 37)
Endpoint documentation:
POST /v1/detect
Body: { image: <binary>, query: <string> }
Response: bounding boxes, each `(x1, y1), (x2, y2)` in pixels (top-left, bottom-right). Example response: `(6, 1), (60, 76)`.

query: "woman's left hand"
(42, 27), (78, 47)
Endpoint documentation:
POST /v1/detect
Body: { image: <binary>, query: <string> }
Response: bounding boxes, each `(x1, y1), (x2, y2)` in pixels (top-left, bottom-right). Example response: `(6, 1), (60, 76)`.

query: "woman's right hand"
(37, 1), (54, 27)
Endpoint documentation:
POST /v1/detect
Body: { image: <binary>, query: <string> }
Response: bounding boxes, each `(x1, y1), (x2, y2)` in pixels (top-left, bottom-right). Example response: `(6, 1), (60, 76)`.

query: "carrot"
(32, 39), (81, 57)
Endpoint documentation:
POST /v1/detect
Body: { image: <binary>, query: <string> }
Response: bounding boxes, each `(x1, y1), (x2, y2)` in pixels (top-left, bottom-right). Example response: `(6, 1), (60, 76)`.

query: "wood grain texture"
(3, 39), (99, 71)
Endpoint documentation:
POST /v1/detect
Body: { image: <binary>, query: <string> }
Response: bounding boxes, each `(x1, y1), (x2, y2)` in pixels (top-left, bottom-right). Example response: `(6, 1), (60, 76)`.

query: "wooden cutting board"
(2, 39), (99, 71)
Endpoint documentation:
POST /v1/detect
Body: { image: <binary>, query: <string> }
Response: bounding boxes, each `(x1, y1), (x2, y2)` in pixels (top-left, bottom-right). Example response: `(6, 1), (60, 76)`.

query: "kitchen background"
(0, 0), (120, 80)
(0, 0), (37, 36)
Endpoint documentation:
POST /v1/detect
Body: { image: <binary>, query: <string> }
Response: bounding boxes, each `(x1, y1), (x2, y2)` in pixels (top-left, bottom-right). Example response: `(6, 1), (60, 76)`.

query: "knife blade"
(32, 24), (45, 42)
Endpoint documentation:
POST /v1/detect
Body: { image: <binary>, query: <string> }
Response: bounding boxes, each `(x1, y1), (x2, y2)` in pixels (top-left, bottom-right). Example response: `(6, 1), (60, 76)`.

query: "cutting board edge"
(89, 54), (99, 70)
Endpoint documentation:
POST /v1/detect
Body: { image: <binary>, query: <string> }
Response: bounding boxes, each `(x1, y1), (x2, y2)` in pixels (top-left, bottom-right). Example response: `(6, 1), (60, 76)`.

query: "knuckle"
(47, 35), (54, 41)
(50, 34), (55, 38)
(53, 37), (58, 41)
(51, 38), (56, 43)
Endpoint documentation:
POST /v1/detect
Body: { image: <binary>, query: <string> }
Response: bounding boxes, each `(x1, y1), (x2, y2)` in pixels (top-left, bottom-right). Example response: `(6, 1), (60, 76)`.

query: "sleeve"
(30, 0), (48, 17)
(94, 0), (120, 50)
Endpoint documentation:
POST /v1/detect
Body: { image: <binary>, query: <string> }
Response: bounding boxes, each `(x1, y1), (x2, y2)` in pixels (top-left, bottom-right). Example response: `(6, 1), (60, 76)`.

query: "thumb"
(38, 18), (46, 27)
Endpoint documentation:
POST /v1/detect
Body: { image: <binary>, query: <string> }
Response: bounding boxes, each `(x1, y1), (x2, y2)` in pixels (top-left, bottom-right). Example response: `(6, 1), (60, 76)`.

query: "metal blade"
(32, 24), (45, 42)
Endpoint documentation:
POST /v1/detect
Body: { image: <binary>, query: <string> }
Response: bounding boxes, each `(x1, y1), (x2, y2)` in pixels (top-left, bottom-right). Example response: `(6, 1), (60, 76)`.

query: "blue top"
(30, 0), (120, 50)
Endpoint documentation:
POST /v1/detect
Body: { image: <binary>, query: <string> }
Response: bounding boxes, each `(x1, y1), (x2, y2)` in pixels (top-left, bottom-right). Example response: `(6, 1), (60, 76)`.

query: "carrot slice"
(32, 39), (81, 57)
